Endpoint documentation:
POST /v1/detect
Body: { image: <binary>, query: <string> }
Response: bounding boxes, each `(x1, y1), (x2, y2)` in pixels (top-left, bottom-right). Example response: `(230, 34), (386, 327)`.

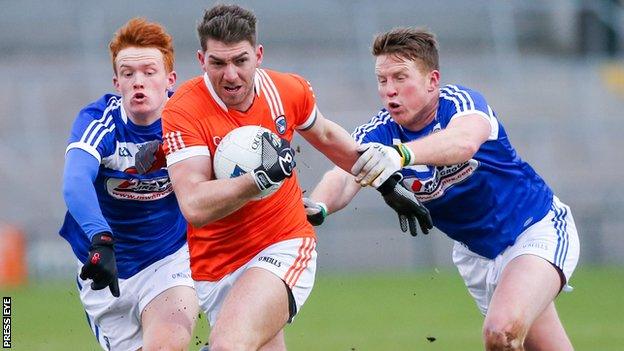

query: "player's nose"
(222, 64), (238, 81)
(133, 73), (145, 88)
(383, 83), (398, 97)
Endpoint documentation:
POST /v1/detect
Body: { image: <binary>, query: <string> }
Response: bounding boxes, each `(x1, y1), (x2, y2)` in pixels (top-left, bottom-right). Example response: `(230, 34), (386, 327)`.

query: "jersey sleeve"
(439, 85), (499, 140)
(290, 74), (318, 131)
(65, 97), (116, 163)
(161, 105), (211, 166)
(351, 110), (395, 145)
(63, 148), (112, 240)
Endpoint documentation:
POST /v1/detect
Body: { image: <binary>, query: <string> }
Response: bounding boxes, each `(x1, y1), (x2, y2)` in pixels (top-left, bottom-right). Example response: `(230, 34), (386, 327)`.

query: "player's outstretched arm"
(304, 166), (361, 226)
(298, 110), (360, 173)
(351, 114), (491, 188)
(63, 149), (120, 297)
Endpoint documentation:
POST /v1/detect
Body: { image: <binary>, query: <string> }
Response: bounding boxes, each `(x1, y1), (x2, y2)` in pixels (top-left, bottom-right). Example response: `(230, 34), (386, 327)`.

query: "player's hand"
(252, 132), (296, 191)
(80, 232), (120, 297)
(135, 140), (166, 174)
(303, 198), (327, 226)
(352, 143), (403, 188)
(376, 172), (433, 236)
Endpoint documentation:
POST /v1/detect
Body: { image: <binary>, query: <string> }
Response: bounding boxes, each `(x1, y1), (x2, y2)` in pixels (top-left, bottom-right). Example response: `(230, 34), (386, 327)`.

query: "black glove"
(377, 172), (433, 236)
(303, 198), (328, 226)
(80, 233), (120, 297)
(135, 140), (166, 174)
(252, 132), (296, 191)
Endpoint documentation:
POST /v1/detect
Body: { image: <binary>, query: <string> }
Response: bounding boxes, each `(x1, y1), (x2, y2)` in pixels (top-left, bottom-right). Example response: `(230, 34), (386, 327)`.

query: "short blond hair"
(372, 27), (439, 71)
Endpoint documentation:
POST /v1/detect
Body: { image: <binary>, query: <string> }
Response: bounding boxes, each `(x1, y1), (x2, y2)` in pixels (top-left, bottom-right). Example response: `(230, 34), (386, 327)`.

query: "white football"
(213, 125), (283, 200)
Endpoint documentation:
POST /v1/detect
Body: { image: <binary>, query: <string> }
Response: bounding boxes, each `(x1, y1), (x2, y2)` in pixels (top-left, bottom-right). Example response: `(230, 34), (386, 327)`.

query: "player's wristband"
(317, 202), (328, 218)
(392, 144), (415, 166)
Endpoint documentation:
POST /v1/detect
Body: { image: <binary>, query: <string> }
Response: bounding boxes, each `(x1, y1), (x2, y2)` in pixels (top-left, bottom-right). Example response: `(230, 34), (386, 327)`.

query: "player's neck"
(122, 100), (164, 126)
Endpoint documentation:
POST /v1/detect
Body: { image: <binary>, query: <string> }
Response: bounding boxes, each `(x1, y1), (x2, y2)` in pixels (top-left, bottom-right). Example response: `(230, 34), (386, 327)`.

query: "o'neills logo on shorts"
(258, 256), (282, 267)
(106, 176), (172, 201)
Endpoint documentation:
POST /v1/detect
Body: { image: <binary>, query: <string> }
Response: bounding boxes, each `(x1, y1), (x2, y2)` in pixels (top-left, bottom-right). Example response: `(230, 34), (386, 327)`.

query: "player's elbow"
(62, 174), (82, 202)
(461, 141), (480, 159)
(177, 202), (207, 228)
(183, 208), (209, 228)
(452, 139), (481, 163)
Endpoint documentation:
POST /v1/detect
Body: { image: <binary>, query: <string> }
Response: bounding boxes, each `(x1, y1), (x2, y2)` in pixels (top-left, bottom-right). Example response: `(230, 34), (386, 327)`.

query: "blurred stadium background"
(1, 0), (623, 349)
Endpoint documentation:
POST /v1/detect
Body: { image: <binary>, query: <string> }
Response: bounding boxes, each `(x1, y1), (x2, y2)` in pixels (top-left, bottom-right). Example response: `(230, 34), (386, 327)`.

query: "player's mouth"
(223, 85), (242, 94)
(388, 101), (402, 111)
(132, 92), (147, 103)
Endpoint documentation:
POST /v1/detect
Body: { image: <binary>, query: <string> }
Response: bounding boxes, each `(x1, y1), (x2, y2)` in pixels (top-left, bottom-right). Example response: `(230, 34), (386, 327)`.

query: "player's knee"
(143, 324), (193, 351)
(209, 332), (259, 351)
(482, 320), (527, 351)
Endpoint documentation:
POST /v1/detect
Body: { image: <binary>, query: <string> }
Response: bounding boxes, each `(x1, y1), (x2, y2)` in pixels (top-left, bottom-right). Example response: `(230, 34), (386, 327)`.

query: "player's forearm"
(63, 150), (112, 239)
(404, 131), (474, 166)
(300, 116), (359, 172)
(174, 174), (260, 228)
(310, 166), (360, 214)
(404, 114), (490, 166)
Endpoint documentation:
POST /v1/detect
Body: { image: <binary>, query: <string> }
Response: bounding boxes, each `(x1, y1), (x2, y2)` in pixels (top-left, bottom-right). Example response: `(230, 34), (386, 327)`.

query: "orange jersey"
(162, 69), (317, 281)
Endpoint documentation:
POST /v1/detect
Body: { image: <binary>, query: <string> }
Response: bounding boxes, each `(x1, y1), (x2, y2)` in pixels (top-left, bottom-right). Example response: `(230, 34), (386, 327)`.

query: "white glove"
(351, 143), (403, 188)
(302, 198), (327, 226)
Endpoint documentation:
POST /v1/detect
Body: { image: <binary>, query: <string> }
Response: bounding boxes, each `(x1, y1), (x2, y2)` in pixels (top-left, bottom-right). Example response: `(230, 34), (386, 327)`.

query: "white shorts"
(452, 196), (580, 315)
(76, 244), (194, 351)
(195, 237), (317, 326)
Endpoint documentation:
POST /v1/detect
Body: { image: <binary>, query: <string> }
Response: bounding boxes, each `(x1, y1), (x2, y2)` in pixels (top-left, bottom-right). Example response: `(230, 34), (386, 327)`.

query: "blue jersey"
(59, 94), (187, 279)
(353, 85), (553, 259)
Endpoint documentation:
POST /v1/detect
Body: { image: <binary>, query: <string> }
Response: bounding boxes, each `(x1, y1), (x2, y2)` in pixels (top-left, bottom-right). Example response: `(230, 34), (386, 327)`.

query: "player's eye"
(377, 77), (387, 84)
(210, 61), (225, 67)
(235, 58), (248, 65)
(122, 71), (133, 78)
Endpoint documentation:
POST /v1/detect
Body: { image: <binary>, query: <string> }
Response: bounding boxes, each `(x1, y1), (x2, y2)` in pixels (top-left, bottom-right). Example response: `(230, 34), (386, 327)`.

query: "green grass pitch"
(1, 267), (622, 350)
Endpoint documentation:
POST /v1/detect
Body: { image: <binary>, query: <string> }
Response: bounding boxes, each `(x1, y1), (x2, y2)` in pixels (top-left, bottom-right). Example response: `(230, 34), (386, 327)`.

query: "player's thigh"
(198, 237), (317, 328)
(452, 242), (492, 315)
(141, 285), (199, 348)
(211, 267), (290, 344)
(524, 302), (573, 351)
(486, 254), (561, 328)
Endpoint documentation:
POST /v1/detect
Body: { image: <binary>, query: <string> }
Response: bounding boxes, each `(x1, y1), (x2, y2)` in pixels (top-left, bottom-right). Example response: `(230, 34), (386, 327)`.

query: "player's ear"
(197, 50), (205, 68)
(428, 70), (440, 92)
(167, 70), (177, 89)
(255, 44), (263, 67)
(112, 75), (121, 93)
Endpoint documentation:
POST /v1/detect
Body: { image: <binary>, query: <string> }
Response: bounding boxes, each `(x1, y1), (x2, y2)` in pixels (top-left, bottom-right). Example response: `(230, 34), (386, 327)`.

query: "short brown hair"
(197, 4), (257, 51)
(109, 18), (175, 74)
(372, 27), (439, 71)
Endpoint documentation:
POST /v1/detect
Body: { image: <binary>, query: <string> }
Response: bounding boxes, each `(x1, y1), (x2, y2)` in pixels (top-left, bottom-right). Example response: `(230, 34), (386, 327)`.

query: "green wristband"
(393, 144), (412, 166)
